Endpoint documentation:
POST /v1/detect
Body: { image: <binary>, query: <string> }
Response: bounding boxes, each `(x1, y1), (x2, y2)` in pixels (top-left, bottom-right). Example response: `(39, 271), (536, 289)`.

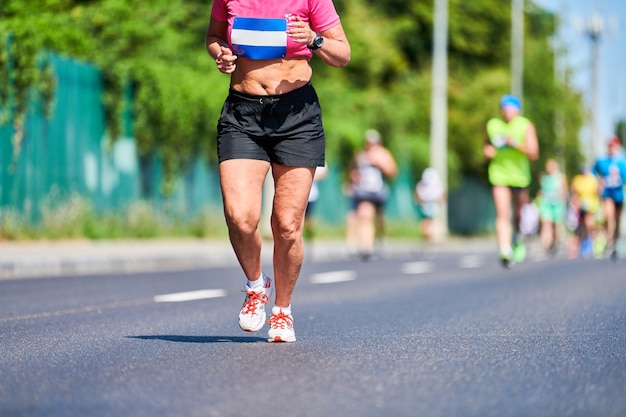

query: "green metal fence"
(1, 53), (141, 221)
(0, 52), (494, 235)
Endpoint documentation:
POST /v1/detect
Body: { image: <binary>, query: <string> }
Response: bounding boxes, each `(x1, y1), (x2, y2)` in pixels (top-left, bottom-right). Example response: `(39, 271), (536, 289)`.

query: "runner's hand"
(216, 47), (237, 74)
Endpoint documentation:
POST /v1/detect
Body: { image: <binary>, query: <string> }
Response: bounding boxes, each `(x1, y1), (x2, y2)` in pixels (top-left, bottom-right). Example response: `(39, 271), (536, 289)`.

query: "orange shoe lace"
(241, 290), (269, 315)
(267, 311), (294, 329)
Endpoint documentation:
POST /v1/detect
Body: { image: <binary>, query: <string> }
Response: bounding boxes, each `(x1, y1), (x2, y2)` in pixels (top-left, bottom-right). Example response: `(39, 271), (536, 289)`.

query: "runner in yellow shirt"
(568, 166), (600, 258)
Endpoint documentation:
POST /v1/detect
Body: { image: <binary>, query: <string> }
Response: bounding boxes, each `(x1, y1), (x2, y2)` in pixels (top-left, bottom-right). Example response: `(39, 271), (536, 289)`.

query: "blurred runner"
(416, 167), (445, 243)
(538, 159), (568, 255)
(483, 94), (539, 268)
(304, 163), (328, 241)
(568, 166), (600, 259)
(520, 197), (540, 250)
(348, 129), (397, 260)
(593, 135), (626, 260)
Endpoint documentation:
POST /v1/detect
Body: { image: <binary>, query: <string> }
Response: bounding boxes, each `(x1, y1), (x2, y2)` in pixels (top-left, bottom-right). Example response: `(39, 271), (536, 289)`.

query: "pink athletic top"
(211, 0), (340, 61)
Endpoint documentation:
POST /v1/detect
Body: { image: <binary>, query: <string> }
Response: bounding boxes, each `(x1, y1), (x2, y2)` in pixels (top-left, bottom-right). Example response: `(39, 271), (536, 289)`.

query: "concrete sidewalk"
(0, 237), (495, 280)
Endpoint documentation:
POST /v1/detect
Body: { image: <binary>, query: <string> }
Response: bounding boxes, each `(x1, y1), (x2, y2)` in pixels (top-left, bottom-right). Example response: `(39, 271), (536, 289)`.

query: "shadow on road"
(127, 335), (266, 343)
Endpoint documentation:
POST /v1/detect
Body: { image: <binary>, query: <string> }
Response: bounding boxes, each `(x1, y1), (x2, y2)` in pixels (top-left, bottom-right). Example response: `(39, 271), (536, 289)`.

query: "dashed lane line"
(401, 261), (434, 274)
(0, 299), (154, 323)
(0, 289), (229, 322)
(310, 270), (356, 284)
(153, 289), (227, 303)
(459, 255), (483, 269)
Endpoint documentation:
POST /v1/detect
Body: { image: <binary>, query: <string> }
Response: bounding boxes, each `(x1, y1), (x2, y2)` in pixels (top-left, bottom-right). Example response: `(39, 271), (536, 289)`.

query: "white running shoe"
(238, 276), (272, 332)
(267, 309), (296, 343)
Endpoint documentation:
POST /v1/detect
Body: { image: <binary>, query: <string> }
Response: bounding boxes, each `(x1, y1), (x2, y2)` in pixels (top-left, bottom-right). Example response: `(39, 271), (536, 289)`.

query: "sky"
(532, 0), (626, 157)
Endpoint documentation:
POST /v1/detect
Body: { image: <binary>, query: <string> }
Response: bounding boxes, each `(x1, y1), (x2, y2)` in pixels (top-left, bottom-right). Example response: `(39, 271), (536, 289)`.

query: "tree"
(1, 0), (586, 192)
(616, 120), (626, 142)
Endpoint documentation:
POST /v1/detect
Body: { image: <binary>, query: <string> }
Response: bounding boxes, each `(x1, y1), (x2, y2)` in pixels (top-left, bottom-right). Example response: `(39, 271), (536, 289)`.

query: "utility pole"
(587, 11), (604, 160)
(511, 0), (524, 99)
(575, 7), (618, 160)
(553, 43), (566, 168)
(553, 2), (567, 170)
(429, 0), (448, 240)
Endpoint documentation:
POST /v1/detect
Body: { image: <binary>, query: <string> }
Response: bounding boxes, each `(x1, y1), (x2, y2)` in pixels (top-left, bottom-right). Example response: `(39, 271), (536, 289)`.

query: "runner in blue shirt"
(593, 135), (626, 260)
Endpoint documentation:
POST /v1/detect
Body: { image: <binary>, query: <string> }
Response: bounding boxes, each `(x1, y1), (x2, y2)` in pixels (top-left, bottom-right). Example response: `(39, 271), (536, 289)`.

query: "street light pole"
(587, 11), (603, 160)
(511, 0), (524, 99)
(575, 9), (618, 160)
(429, 0), (449, 240)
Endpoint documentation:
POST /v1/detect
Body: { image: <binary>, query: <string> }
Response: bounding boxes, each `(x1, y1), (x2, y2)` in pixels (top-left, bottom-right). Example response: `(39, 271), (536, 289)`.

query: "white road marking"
(153, 289), (227, 303)
(0, 299), (154, 323)
(459, 255), (483, 269)
(529, 254), (548, 262)
(310, 270), (356, 284)
(401, 262), (434, 274)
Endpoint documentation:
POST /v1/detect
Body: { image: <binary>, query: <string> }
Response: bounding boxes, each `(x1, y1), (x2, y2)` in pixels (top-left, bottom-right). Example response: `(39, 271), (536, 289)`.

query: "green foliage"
(1, 0), (224, 191)
(1, 0), (586, 193)
(316, 0), (584, 187)
(615, 120), (626, 142)
(449, 0), (511, 64)
(0, 193), (230, 241)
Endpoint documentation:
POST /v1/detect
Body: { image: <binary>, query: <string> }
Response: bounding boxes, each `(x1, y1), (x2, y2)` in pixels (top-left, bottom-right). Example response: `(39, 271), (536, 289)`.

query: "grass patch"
(0, 193), (229, 241)
(1, 193), (460, 242)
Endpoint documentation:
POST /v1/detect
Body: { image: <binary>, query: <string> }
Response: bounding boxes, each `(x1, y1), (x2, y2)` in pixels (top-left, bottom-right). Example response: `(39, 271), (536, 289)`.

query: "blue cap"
(500, 94), (521, 111)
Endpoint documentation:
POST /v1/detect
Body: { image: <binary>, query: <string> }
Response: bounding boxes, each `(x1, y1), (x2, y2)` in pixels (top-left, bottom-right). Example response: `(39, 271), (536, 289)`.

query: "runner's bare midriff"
(230, 57), (312, 96)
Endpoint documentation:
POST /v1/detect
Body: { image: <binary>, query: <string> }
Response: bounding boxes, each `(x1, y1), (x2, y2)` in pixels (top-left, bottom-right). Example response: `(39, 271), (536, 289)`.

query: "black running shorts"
(217, 82), (325, 167)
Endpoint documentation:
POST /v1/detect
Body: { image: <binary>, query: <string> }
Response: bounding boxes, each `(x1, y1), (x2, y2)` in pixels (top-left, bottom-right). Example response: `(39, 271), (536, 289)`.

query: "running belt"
(231, 17), (287, 60)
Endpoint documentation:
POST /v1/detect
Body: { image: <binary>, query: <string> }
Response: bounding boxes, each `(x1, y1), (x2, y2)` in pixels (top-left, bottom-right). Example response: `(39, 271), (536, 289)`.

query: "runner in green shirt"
(484, 95), (539, 267)
(538, 158), (568, 255)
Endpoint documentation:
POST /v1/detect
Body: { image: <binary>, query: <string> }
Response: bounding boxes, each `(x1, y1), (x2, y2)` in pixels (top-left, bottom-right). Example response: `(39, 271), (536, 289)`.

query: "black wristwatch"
(308, 32), (324, 50)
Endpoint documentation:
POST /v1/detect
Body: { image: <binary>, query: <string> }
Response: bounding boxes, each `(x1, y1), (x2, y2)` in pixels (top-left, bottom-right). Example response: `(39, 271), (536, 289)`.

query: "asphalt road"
(1, 248), (625, 417)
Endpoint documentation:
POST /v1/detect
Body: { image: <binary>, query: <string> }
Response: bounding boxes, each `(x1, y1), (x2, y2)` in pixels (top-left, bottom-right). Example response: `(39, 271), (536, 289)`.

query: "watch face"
(309, 33), (323, 50)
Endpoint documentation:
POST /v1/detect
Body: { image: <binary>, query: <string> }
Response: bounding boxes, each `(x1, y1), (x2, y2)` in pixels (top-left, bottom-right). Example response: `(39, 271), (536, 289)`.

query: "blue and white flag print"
(231, 17), (287, 60)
